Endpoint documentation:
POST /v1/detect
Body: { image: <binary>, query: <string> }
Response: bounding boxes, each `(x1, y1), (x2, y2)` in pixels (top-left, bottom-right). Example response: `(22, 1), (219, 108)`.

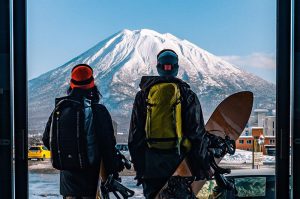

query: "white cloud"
(220, 53), (276, 69)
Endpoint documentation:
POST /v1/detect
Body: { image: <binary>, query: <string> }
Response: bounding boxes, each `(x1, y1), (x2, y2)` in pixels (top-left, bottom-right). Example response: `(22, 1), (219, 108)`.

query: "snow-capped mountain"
(28, 29), (275, 133)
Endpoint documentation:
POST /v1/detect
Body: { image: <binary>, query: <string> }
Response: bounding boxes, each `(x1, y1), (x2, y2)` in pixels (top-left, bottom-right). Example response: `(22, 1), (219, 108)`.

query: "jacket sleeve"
(95, 105), (118, 175)
(182, 89), (206, 141)
(182, 89), (211, 179)
(42, 114), (53, 150)
(128, 91), (146, 178)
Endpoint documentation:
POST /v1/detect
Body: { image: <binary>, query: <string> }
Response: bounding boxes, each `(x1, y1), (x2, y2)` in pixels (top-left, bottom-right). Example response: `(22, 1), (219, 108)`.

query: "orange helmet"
(70, 64), (95, 89)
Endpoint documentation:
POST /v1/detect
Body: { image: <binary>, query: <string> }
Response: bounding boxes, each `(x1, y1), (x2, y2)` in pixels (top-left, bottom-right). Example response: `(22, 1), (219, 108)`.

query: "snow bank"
(221, 149), (275, 164)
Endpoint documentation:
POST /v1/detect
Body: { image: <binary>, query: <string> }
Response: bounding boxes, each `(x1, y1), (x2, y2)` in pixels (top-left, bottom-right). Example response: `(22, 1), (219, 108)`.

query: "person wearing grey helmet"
(128, 49), (212, 198)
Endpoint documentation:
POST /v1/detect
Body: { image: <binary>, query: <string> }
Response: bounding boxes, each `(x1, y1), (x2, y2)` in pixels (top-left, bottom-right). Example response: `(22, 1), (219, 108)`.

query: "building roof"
(251, 127), (264, 129)
(239, 136), (254, 138)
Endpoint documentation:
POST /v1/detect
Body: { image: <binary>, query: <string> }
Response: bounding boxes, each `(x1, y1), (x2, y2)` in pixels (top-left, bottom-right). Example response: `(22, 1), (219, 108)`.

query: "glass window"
(27, 1), (276, 197)
(196, 179), (217, 198)
(235, 177), (267, 197)
(197, 176), (273, 198)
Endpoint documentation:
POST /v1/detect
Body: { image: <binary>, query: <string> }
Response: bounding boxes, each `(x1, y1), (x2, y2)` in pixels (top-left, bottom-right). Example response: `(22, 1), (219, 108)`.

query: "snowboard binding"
(158, 176), (197, 199)
(101, 175), (135, 199)
(208, 134), (237, 190)
(209, 135), (236, 158)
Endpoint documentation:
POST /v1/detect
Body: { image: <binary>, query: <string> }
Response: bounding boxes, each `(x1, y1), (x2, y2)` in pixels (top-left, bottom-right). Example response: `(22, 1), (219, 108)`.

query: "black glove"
(134, 176), (143, 186)
(208, 134), (236, 158)
(113, 172), (121, 182)
(194, 151), (213, 181)
(115, 155), (125, 172)
(188, 133), (212, 181)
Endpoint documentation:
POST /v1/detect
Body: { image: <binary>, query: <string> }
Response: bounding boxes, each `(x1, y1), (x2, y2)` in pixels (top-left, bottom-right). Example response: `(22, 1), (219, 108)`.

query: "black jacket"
(43, 89), (118, 196)
(128, 76), (209, 179)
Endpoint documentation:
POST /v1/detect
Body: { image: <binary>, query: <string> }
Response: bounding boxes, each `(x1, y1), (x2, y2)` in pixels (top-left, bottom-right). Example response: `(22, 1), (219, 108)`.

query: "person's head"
(68, 63), (101, 102)
(156, 49), (179, 77)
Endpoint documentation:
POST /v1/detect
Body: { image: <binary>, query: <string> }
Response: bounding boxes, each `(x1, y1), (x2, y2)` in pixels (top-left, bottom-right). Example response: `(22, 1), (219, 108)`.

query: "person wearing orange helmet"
(43, 64), (122, 199)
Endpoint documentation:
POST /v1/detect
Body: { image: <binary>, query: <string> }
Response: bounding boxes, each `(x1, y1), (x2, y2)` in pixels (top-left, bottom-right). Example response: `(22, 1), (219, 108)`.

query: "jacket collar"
(139, 76), (190, 91)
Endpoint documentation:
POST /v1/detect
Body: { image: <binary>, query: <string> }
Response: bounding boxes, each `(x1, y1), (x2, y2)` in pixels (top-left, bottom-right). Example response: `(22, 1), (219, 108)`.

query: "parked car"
(116, 143), (129, 152)
(115, 143), (130, 160)
(28, 145), (51, 161)
(197, 168), (279, 199)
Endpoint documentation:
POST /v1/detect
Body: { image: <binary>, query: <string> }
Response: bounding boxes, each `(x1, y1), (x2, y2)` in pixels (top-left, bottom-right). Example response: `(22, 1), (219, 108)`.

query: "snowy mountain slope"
(28, 29), (275, 133)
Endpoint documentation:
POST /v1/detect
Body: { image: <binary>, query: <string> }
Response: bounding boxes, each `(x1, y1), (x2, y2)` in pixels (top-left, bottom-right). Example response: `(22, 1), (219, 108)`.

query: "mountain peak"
(118, 28), (179, 41)
(118, 28), (160, 36)
(28, 28), (275, 132)
(136, 28), (160, 35)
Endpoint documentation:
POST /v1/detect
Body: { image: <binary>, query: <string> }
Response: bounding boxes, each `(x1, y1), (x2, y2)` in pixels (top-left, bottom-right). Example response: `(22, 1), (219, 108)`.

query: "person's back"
(43, 64), (119, 199)
(128, 49), (211, 198)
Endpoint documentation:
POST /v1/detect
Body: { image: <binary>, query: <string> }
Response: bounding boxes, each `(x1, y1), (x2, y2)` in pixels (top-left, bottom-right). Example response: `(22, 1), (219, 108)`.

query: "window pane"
(235, 177), (267, 197)
(27, 1), (276, 198)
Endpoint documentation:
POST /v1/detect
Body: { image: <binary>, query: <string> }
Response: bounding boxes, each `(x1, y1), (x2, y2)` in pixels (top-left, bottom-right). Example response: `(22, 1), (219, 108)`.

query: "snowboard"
(155, 91), (254, 198)
(96, 159), (107, 199)
(96, 154), (135, 199)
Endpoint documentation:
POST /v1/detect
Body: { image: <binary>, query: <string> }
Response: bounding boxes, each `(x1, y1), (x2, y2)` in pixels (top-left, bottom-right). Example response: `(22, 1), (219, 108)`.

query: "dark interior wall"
(0, 0), (13, 198)
(276, 0), (291, 198)
(292, 0), (300, 197)
(14, 0), (29, 198)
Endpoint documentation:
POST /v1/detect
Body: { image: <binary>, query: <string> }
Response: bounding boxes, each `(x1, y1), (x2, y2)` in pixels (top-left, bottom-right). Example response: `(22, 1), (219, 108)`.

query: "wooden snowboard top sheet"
(156, 91), (253, 198)
(192, 91), (253, 193)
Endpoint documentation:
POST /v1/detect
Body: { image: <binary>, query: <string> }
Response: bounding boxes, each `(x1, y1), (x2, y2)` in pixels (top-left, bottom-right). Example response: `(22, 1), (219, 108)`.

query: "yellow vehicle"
(28, 145), (51, 161)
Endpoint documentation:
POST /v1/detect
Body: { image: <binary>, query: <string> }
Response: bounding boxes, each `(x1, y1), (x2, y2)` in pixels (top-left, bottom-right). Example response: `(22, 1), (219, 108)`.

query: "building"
(241, 124), (251, 136)
(263, 135), (276, 155)
(236, 127), (276, 155)
(250, 109), (269, 127)
(264, 116), (276, 136)
(236, 136), (254, 151)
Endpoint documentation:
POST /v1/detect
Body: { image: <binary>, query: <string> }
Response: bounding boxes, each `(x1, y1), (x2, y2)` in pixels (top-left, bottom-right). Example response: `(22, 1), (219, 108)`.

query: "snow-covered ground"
(29, 173), (60, 199)
(29, 150), (275, 198)
(29, 173), (143, 199)
(221, 149), (275, 164)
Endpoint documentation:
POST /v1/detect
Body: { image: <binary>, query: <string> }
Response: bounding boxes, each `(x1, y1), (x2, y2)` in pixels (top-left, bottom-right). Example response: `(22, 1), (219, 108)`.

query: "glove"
(134, 176), (143, 186)
(113, 172), (121, 182)
(115, 155), (125, 172)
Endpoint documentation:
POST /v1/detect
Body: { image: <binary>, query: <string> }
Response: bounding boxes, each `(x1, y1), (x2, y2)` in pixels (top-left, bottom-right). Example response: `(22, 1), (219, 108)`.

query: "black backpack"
(49, 96), (98, 170)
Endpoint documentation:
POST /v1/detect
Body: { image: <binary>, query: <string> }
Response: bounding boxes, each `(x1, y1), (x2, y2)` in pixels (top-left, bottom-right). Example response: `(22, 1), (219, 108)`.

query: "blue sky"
(27, 0), (276, 83)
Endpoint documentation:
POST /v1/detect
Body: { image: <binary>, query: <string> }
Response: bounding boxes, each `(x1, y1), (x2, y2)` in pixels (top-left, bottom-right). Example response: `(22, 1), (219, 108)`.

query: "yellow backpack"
(145, 83), (191, 152)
